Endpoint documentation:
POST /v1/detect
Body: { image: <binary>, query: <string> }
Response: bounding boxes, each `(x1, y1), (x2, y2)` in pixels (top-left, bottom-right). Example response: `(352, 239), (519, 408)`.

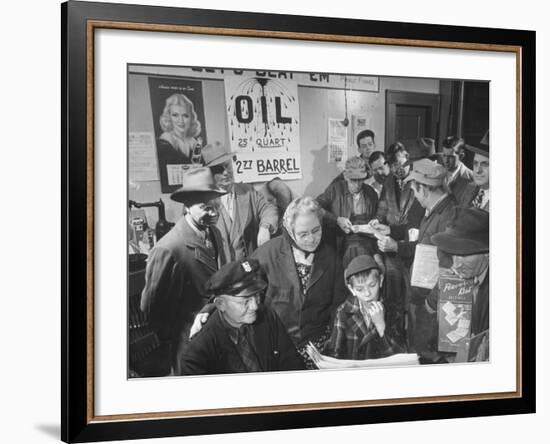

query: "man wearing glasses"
(180, 259), (305, 375)
(202, 142), (278, 262)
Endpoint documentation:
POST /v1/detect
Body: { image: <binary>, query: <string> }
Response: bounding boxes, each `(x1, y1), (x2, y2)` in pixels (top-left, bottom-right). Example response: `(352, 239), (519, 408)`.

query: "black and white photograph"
(127, 64), (490, 378)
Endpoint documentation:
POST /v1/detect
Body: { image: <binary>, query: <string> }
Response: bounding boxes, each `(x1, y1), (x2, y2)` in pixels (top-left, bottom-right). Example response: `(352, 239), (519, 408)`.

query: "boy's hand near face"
(366, 301), (386, 337)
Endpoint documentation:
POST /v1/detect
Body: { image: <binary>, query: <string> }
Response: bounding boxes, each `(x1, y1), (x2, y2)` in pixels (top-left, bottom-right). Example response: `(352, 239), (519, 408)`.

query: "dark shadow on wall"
(302, 144), (341, 198)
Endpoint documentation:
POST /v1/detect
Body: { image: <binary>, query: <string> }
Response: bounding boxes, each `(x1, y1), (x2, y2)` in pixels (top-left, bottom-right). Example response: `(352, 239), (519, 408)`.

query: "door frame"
(385, 90), (441, 150)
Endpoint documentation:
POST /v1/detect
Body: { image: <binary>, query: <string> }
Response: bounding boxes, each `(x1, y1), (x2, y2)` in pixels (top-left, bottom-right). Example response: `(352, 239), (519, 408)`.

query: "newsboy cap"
(170, 167), (226, 204)
(344, 254), (381, 281)
(404, 158), (447, 186)
(206, 259), (268, 298)
(431, 208), (489, 255)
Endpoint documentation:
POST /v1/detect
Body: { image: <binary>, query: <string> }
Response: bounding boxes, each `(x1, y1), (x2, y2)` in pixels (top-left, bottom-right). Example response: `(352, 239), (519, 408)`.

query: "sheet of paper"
(458, 319), (471, 329)
(445, 314), (458, 326)
(446, 330), (464, 343)
(442, 301), (456, 315)
(129, 132), (158, 182)
(328, 118), (348, 169)
(410, 244), (440, 289)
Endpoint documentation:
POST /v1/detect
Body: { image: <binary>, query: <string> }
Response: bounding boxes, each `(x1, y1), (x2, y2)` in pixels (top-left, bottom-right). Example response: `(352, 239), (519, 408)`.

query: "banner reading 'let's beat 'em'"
(224, 75), (302, 183)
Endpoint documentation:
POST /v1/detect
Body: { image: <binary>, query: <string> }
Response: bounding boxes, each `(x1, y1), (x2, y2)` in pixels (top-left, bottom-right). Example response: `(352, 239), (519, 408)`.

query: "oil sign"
(224, 75), (302, 183)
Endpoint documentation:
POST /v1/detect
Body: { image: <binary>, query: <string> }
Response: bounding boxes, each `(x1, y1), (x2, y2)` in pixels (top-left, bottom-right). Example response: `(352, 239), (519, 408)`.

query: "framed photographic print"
(62, 0), (535, 442)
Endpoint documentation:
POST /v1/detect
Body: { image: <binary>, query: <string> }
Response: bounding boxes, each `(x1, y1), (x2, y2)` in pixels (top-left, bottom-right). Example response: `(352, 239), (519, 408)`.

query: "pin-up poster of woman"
(148, 76), (208, 193)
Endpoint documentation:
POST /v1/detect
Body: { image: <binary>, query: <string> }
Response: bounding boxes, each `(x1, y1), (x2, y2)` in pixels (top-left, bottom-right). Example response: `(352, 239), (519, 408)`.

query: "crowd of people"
(139, 128), (490, 376)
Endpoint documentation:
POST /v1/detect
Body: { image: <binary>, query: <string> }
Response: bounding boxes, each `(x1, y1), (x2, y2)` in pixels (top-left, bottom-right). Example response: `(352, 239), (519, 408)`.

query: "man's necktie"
(237, 325), (261, 372)
(204, 228), (214, 251)
(473, 189), (485, 209)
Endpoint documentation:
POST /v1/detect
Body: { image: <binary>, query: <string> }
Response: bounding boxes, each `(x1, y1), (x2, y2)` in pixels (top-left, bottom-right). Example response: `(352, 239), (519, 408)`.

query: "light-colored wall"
(128, 71), (439, 226)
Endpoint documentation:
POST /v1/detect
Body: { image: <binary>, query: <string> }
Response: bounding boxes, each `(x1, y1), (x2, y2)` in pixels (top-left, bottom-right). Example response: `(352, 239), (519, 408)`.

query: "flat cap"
(404, 158), (447, 186)
(344, 254), (381, 281)
(206, 258), (267, 298)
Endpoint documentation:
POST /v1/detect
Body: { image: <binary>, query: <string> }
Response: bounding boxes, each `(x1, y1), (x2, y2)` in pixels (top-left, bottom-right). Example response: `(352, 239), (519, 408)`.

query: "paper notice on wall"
(352, 114), (371, 145)
(129, 132), (158, 182)
(410, 244), (440, 289)
(224, 75), (301, 183)
(328, 118), (348, 169)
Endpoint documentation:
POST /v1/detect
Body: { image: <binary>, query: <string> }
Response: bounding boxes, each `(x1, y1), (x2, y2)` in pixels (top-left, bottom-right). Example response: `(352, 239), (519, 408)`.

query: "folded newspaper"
(306, 343), (419, 369)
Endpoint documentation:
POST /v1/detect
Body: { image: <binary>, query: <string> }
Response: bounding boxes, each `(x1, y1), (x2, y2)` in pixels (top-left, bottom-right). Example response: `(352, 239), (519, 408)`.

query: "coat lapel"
(230, 184), (251, 249)
(279, 236), (300, 286)
(181, 217), (219, 273)
(306, 243), (329, 292)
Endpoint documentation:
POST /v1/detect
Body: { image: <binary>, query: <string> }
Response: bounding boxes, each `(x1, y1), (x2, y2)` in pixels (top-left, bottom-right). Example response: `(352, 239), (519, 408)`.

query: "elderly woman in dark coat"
(251, 196), (347, 367)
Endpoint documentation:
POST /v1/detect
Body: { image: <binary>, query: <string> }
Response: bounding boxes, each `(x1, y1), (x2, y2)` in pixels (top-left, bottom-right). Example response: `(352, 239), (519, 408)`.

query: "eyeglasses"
(210, 163), (231, 175)
(225, 292), (263, 308)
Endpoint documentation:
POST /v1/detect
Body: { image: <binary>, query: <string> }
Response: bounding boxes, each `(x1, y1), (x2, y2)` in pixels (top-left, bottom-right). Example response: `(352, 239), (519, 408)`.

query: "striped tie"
(237, 325), (261, 372)
(473, 189), (485, 209)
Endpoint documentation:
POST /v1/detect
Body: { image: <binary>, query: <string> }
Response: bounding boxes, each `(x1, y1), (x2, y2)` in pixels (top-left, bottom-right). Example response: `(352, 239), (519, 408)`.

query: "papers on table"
(305, 343), (419, 370)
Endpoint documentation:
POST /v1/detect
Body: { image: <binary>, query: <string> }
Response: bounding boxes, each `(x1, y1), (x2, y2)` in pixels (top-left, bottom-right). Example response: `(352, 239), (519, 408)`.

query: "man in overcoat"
(202, 142), (279, 261)
(140, 167), (227, 375)
(375, 159), (457, 355)
(180, 258), (305, 375)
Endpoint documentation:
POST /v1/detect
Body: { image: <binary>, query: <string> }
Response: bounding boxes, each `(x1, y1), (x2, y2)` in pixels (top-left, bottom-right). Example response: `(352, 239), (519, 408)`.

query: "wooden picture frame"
(62, 1), (535, 442)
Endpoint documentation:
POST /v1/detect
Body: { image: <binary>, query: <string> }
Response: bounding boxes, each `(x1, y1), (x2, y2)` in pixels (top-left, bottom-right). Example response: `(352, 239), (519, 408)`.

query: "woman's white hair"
(282, 196), (323, 234)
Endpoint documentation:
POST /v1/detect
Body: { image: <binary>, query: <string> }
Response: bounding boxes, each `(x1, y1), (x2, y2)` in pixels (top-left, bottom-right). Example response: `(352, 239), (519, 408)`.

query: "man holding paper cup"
(373, 159), (457, 356)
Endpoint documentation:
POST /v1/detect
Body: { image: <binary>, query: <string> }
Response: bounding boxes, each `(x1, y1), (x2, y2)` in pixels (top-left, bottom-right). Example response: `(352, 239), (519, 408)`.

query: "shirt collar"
(425, 193), (449, 218)
(291, 246), (315, 265)
(447, 163), (462, 184)
(219, 312), (242, 345)
(185, 213), (206, 239)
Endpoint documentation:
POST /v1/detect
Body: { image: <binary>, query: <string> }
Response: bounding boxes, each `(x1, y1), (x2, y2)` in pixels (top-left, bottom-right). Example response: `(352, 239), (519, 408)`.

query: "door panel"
(395, 105), (429, 141)
(385, 91), (440, 150)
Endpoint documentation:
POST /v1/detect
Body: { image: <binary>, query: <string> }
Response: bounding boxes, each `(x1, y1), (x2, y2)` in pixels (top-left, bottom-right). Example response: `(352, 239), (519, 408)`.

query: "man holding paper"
(372, 159), (457, 356)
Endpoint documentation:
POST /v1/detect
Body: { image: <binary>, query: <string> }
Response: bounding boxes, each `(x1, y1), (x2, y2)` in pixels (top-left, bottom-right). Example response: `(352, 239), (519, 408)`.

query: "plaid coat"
(325, 296), (404, 360)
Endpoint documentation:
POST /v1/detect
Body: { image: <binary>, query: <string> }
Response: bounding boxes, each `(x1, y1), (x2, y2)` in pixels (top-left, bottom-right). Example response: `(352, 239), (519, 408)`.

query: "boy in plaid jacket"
(325, 255), (405, 360)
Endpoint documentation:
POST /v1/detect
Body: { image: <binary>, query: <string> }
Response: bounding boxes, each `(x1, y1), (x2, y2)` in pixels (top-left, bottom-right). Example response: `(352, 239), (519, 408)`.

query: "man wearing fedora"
(201, 142), (278, 262)
(316, 155), (381, 267)
(459, 131), (490, 211)
(374, 159), (457, 354)
(180, 258), (305, 375)
(432, 208), (489, 337)
(140, 167), (227, 375)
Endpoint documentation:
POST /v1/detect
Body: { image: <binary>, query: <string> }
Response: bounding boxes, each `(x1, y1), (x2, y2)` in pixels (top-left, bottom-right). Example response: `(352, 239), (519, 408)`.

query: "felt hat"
(201, 141), (234, 167)
(206, 259), (268, 298)
(402, 137), (436, 162)
(431, 208), (489, 255)
(344, 254), (381, 281)
(465, 130), (489, 157)
(404, 158), (447, 186)
(170, 167), (226, 204)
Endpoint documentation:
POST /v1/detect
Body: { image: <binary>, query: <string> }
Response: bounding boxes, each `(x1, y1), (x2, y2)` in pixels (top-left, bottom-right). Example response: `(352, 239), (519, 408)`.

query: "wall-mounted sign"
(131, 66), (379, 92)
(224, 75), (302, 183)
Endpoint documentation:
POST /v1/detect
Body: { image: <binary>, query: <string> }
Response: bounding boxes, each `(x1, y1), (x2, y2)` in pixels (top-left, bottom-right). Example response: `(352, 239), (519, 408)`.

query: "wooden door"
(385, 90), (440, 149)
